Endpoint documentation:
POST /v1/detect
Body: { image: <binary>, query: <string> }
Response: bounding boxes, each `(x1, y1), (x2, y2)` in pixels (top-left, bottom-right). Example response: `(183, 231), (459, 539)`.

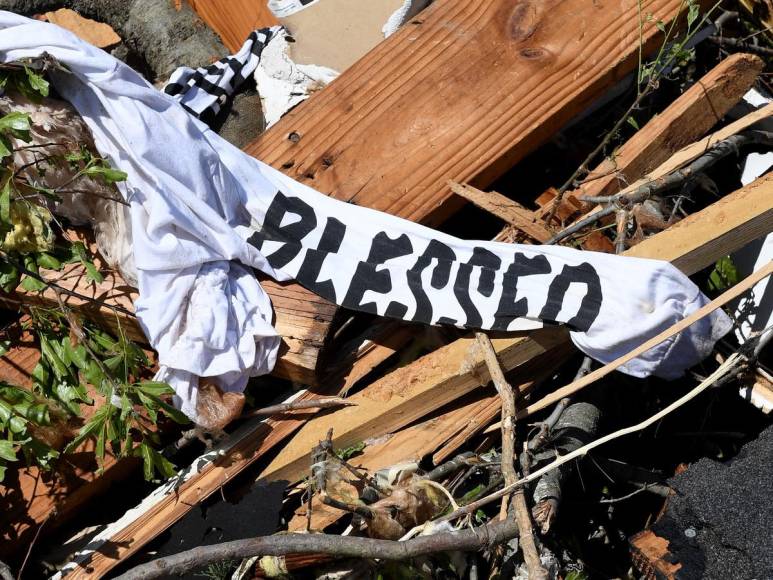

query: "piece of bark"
(41, 8), (121, 48)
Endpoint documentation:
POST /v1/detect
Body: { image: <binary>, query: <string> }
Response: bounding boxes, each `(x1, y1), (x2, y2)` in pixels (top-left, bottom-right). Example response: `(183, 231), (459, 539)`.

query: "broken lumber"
(58, 166), (772, 578)
(261, 329), (571, 483)
(245, 0), (706, 225)
(449, 182), (552, 243)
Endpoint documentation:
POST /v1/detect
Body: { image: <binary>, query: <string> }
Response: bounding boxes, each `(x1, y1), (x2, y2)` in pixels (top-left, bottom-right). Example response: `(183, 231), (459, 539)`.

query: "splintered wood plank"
(449, 182), (552, 243)
(259, 328), (571, 484)
(626, 173), (773, 274)
(245, 0), (706, 226)
(570, 53), (764, 204)
(188, 0), (279, 52)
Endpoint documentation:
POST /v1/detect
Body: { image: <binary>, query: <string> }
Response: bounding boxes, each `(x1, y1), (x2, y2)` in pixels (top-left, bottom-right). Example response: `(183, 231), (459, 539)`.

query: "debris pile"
(0, 1), (770, 579)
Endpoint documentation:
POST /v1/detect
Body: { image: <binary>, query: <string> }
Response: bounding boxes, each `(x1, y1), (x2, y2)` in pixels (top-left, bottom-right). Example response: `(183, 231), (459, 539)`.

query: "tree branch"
(115, 517), (521, 580)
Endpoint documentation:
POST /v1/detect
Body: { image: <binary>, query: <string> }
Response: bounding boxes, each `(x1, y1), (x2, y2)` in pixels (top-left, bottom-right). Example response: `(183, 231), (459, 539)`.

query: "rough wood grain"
(40, 8), (121, 48)
(259, 329), (571, 484)
(245, 0), (700, 226)
(188, 0), (279, 52)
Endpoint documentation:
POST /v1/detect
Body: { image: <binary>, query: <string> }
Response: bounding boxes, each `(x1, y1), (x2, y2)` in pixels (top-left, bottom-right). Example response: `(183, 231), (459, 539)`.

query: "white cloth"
(0, 13), (732, 419)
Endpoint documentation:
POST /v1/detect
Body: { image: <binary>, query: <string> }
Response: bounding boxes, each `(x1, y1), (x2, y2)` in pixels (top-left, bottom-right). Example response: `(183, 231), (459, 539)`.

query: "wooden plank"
(626, 173), (773, 274)
(259, 329), (571, 484)
(449, 182), (552, 243)
(188, 0), (279, 52)
(245, 0), (701, 227)
(39, 9), (121, 48)
(569, 53), (764, 207)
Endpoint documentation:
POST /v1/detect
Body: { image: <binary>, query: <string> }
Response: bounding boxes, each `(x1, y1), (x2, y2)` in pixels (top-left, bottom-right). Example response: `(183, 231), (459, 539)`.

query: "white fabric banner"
(0, 13), (731, 418)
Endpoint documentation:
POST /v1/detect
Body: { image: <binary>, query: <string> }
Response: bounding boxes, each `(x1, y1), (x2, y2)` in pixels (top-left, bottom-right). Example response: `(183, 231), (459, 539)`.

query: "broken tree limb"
(474, 332), (547, 579)
(571, 52), (764, 205)
(548, 130), (773, 244)
(116, 516), (522, 580)
(240, 397), (355, 418)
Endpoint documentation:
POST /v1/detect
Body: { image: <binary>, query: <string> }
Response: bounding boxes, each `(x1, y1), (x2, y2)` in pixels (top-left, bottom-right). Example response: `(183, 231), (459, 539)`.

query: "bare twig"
(240, 397), (355, 418)
(116, 515), (522, 580)
(437, 352), (743, 525)
(708, 36), (773, 56)
(548, 130), (773, 244)
(475, 332), (546, 579)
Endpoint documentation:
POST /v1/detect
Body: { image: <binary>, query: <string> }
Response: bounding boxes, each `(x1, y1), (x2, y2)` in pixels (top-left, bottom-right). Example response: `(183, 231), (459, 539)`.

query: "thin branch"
(115, 513), (522, 580)
(476, 332), (546, 579)
(548, 130), (773, 244)
(240, 397), (355, 418)
(0, 253), (135, 318)
(437, 352), (743, 525)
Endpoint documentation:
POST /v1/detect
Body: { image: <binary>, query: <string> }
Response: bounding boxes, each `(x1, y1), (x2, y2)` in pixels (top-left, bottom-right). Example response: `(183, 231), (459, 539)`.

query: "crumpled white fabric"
(0, 13), (732, 419)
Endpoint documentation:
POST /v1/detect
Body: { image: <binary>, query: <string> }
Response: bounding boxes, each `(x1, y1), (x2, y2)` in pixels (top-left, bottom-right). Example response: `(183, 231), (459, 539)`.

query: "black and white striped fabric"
(164, 27), (280, 121)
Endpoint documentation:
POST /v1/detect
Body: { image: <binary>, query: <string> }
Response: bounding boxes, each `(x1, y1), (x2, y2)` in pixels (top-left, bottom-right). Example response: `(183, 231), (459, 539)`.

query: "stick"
(115, 517), (521, 580)
(438, 351), (742, 524)
(475, 333), (546, 578)
(240, 397), (355, 418)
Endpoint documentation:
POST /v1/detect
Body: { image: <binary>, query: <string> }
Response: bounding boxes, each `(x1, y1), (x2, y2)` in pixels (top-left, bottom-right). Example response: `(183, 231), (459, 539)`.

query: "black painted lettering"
(493, 253), (551, 331)
(295, 217), (346, 302)
(454, 247), (501, 328)
(342, 232), (413, 315)
(406, 240), (456, 324)
(247, 191), (317, 269)
(538, 262), (602, 332)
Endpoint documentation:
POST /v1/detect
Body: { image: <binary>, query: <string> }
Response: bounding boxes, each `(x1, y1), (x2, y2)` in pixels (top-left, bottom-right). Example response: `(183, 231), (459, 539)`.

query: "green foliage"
(0, 60), (184, 484)
(637, 0), (721, 93)
(707, 256), (740, 293)
(335, 440), (366, 460)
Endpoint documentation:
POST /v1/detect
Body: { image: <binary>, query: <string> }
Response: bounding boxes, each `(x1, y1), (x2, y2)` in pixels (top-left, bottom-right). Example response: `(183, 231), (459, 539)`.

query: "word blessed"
(249, 191), (603, 333)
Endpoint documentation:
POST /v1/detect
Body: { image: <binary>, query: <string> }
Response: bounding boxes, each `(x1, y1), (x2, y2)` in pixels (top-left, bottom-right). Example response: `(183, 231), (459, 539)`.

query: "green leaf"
(0, 136), (11, 160)
(24, 66), (49, 98)
(135, 381), (175, 397)
(0, 178), (10, 225)
(20, 275), (48, 292)
(63, 339), (88, 370)
(687, 1), (700, 27)
(139, 441), (154, 481)
(0, 440), (17, 462)
(83, 165), (127, 184)
(0, 260), (20, 292)
(707, 256), (740, 292)
(0, 464), (6, 482)
(36, 253), (62, 271)
(626, 116), (640, 130)
(151, 447), (177, 479)
(64, 405), (108, 453)
(83, 259), (104, 285)
(156, 398), (189, 425)
(655, 20), (666, 33)
(0, 111), (31, 140)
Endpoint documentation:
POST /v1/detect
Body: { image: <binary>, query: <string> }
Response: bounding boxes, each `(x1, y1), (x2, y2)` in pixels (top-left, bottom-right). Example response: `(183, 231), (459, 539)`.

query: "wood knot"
(509, 2), (539, 42)
(520, 47), (547, 59)
(288, 131), (301, 143)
